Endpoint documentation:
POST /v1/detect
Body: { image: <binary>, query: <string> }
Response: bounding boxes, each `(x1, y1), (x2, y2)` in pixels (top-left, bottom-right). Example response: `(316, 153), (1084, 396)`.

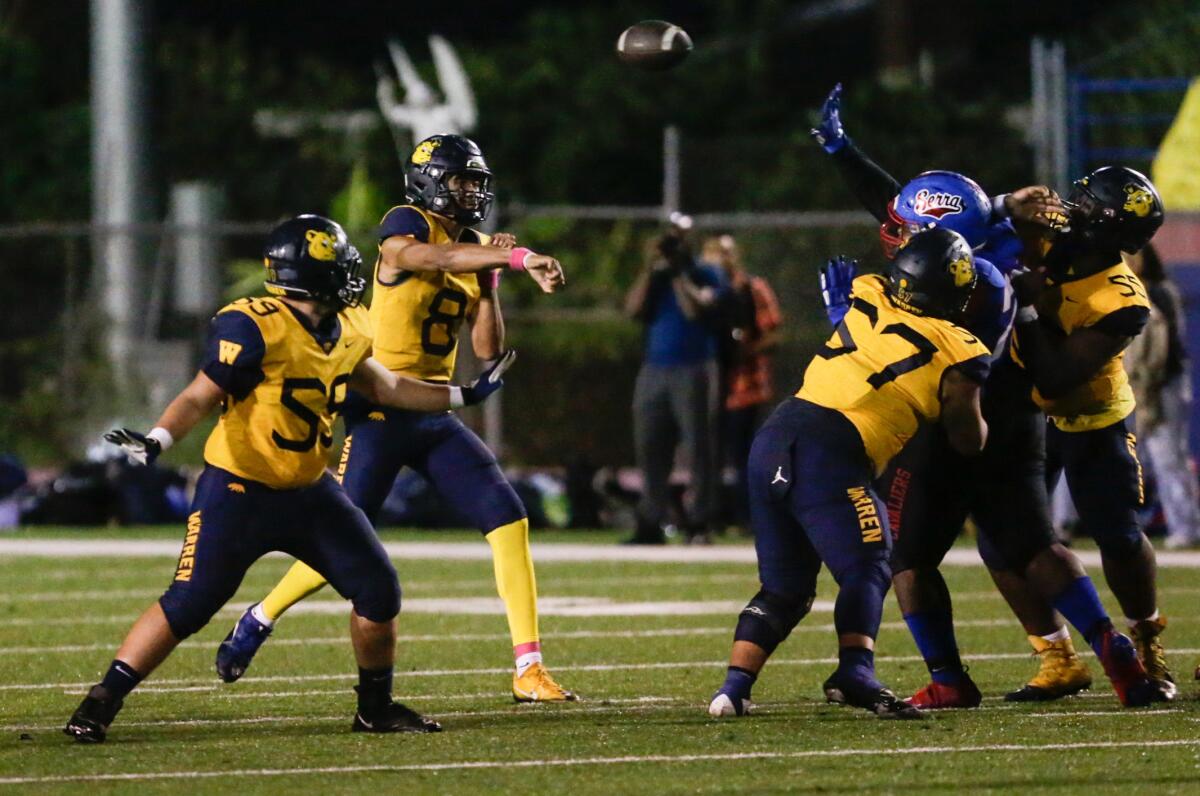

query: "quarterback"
(214, 135), (575, 702)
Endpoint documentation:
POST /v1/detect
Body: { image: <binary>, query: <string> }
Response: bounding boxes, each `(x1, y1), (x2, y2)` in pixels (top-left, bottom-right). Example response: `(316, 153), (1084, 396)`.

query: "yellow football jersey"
(203, 296), (373, 489)
(796, 275), (991, 475)
(1010, 261), (1150, 432)
(370, 204), (491, 382)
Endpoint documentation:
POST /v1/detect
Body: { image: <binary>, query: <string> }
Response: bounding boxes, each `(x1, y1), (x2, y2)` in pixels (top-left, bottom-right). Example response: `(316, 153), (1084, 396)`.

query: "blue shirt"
(644, 262), (727, 366)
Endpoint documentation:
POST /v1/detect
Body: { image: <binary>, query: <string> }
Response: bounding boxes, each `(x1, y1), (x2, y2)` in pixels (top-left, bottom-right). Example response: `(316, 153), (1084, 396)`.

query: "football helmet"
(405, 134), (495, 226)
(881, 171), (992, 258)
(1062, 166), (1164, 255)
(263, 214), (365, 309)
(886, 227), (978, 320)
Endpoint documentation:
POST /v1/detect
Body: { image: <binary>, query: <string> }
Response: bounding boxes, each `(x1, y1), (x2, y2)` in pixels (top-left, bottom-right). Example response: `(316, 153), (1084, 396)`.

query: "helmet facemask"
(880, 198), (929, 259)
(443, 170), (494, 226)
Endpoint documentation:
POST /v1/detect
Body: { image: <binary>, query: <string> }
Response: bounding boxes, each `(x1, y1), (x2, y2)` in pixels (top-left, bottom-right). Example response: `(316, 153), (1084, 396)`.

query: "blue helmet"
(881, 170), (992, 258)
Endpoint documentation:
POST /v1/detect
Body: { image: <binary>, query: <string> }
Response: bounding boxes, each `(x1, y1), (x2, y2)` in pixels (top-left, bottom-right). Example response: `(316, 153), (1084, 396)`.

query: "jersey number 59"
(273, 374), (351, 452)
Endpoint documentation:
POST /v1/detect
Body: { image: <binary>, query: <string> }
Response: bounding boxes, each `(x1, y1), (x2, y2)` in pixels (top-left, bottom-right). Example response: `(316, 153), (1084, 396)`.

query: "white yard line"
(9, 647), (1200, 694)
(4, 698), (687, 732)
(6, 538), (1200, 568)
(2, 739), (1197, 785)
(0, 617), (1041, 655)
(0, 594), (812, 617)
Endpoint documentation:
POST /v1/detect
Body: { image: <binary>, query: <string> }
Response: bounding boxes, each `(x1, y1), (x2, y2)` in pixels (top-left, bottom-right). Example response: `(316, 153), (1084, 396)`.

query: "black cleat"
(822, 671), (924, 720)
(63, 685), (124, 743)
(351, 701), (443, 734)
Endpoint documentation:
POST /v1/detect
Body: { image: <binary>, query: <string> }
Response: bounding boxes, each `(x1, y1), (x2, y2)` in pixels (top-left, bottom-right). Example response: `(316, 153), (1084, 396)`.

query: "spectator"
(623, 228), (728, 544)
(703, 235), (782, 531)
(1125, 244), (1200, 548)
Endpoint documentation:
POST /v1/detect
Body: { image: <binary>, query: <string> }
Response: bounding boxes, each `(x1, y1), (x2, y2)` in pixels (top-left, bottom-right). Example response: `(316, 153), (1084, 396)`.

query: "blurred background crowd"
(3, 0), (1200, 542)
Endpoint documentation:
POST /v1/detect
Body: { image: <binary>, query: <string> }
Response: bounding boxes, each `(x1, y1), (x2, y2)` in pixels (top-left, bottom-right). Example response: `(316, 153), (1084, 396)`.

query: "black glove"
(460, 350), (517, 406)
(104, 428), (162, 466)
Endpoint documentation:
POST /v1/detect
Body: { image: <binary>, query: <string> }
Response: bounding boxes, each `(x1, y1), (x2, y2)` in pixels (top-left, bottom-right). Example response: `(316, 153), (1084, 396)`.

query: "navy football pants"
(158, 466), (400, 639)
(749, 399), (892, 639)
(340, 396), (526, 534)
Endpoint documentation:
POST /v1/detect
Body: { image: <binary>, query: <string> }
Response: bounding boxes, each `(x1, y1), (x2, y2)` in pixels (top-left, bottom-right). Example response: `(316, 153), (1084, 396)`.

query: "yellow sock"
(260, 560), (330, 621)
(486, 518), (540, 646)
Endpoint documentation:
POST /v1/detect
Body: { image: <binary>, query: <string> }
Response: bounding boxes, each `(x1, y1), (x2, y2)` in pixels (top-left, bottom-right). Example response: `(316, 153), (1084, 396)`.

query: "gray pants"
(1145, 375), (1200, 546)
(632, 361), (720, 530)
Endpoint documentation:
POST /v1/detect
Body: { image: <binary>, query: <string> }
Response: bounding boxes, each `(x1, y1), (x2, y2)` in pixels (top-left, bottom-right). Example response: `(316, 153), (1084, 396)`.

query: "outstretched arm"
(381, 236), (564, 294)
(349, 351), (515, 412)
(105, 372), (226, 465)
(810, 84), (901, 222)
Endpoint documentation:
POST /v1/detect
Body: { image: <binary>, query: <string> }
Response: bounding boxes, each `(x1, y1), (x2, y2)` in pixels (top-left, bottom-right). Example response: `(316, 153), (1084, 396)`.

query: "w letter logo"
(218, 340), (243, 365)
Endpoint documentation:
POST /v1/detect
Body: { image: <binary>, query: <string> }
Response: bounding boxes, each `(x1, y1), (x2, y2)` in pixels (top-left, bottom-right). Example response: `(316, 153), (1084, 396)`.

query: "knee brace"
(349, 564), (402, 623)
(158, 587), (224, 641)
(976, 520), (1054, 573)
(733, 588), (814, 654)
(1093, 525), (1145, 559)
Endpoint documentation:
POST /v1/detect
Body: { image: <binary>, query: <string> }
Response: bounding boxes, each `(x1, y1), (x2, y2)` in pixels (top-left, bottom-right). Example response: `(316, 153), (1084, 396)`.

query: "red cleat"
(906, 674), (982, 709)
(1096, 628), (1174, 707)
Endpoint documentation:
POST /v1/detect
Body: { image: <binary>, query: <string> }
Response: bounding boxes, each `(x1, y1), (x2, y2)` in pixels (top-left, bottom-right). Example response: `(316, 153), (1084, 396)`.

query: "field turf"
(2, 528), (1200, 793)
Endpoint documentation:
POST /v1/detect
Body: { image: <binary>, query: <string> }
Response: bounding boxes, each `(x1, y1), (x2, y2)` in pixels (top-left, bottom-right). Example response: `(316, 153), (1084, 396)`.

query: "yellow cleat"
(1131, 616), (1176, 695)
(512, 662), (578, 703)
(1004, 634), (1093, 702)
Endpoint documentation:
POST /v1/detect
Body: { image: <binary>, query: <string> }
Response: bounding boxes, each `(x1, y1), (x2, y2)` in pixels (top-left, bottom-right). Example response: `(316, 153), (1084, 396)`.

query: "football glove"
(104, 428), (162, 466)
(810, 83), (847, 154)
(460, 350), (517, 406)
(819, 255), (857, 327)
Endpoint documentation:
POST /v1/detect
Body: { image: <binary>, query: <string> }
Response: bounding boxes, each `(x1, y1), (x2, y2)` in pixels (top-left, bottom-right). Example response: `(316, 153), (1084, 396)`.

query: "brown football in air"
(616, 20), (692, 71)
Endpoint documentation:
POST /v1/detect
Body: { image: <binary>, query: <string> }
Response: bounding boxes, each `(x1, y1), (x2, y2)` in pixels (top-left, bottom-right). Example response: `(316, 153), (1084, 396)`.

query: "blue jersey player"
(64, 215), (512, 742)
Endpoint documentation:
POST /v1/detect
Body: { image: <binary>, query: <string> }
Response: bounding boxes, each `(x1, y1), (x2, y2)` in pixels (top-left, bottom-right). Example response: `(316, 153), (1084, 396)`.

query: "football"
(616, 20), (692, 71)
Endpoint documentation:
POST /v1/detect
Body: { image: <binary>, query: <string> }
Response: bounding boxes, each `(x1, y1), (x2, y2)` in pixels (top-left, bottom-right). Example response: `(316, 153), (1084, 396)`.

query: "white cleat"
(707, 692), (753, 717)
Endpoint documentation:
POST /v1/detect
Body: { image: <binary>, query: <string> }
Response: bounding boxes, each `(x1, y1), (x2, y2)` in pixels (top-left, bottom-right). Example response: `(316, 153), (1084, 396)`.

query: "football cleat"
(63, 685), (123, 743)
(1130, 616), (1176, 697)
(352, 700), (442, 733)
(1096, 627), (1174, 707)
(1005, 634), (1093, 702)
(215, 603), (273, 683)
(512, 662), (577, 703)
(708, 691), (754, 718)
(822, 671), (924, 720)
(906, 672), (982, 710)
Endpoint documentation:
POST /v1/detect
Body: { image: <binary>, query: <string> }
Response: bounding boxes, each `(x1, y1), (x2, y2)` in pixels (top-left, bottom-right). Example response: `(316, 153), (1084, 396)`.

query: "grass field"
(2, 528), (1200, 793)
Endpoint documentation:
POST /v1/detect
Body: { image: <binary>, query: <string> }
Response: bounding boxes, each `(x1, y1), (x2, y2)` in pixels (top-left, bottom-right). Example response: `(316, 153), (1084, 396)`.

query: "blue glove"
(460, 349), (517, 406)
(104, 428), (162, 466)
(810, 83), (847, 154)
(819, 256), (857, 327)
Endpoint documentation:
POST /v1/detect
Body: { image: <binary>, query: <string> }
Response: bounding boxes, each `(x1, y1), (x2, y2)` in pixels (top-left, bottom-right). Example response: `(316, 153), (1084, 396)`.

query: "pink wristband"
(509, 247), (533, 271)
(483, 268), (502, 291)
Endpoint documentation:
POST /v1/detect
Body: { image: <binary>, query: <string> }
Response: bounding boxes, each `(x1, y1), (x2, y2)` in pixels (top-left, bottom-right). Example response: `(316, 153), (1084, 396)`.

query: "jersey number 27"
(817, 301), (938, 388)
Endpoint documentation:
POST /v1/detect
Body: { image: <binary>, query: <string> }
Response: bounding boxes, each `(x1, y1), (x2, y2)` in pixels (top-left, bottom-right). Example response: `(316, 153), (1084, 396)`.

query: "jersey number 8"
(421, 288), (468, 356)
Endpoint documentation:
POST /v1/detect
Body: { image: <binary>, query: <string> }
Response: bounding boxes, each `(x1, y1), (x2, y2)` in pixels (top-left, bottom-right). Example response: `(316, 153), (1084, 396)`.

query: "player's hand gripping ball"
(616, 20), (692, 70)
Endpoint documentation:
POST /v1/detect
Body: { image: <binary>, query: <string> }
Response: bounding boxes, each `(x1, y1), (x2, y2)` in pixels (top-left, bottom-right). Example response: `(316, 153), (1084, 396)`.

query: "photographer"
(623, 223), (729, 544)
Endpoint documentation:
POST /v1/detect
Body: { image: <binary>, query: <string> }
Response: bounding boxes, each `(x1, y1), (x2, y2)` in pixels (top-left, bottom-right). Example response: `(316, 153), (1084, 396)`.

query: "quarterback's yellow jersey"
(1010, 261), (1150, 432)
(202, 296), (373, 489)
(796, 275), (991, 475)
(370, 204), (491, 382)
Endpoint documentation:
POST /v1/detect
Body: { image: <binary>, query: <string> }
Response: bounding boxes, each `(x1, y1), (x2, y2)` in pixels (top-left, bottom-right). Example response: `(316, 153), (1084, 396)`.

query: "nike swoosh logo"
(356, 714), (373, 729)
